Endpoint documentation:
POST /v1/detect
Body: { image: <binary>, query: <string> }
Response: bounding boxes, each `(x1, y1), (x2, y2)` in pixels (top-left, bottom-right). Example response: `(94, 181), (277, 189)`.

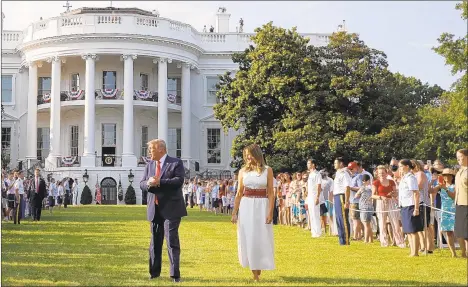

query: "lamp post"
(128, 169), (134, 186)
(83, 169), (89, 185)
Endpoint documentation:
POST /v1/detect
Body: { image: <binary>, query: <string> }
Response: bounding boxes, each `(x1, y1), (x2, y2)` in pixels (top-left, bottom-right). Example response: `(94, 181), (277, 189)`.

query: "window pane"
(141, 126), (148, 157)
(36, 127), (50, 160)
(71, 74), (80, 91)
(38, 77), (51, 96)
(71, 125), (79, 156)
(207, 128), (221, 164)
(102, 124), (116, 146)
(103, 71), (116, 90)
(1, 76), (12, 103)
(140, 74), (148, 91)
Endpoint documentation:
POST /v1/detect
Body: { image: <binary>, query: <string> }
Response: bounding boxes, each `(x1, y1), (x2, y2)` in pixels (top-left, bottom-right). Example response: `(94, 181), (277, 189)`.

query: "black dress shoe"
(172, 278), (181, 283)
(149, 275), (159, 280)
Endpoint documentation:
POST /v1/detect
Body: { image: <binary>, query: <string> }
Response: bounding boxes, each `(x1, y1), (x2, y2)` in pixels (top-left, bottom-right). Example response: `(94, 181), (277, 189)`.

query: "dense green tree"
(416, 1), (468, 165)
(214, 23), (443, 171)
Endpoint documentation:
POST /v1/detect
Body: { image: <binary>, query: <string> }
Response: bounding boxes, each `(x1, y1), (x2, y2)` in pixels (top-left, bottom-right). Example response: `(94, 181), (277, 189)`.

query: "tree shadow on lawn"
(279, 276), (464, 286)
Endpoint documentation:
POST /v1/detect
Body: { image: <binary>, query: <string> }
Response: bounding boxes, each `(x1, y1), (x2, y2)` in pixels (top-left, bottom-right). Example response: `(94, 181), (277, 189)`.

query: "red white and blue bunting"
(134, 90), (151, 100)
(167, 93), (176, 104)
(69, 90), (84, 100)
(43, 93), (51, 103)
(101, 89), (118, 99)
(61, 156), (77, 165)
(140, 156), (152, 164)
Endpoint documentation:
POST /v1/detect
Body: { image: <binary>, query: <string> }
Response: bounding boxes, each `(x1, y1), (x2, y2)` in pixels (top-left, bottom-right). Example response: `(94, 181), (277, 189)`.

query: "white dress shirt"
(398, 172), (419, 207)
(148, 153), (168, 186)
(14, 178), (24, 195)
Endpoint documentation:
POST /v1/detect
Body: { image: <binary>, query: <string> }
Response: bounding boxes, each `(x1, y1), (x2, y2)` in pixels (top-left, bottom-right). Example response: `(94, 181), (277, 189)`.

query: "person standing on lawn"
(140, 139), (187, 283)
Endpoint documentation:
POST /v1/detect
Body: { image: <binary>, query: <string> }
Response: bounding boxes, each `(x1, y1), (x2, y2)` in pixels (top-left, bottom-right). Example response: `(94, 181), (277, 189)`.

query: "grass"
(1, 206), (467, 286)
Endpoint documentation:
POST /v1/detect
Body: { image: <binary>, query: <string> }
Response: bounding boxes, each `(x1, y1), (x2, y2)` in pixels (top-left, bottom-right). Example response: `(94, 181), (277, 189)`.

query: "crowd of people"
(183, 149), (468, 258)
(1, 168), (78, 224)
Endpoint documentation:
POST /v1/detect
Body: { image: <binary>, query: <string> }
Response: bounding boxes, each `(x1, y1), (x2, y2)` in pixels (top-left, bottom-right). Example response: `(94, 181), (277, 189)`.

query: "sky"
(2, 1), (466, 90)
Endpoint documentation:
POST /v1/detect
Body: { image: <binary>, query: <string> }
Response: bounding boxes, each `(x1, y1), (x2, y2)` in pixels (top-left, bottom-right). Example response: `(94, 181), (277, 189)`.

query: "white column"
(26, 62), (38, 164)
(81, 54), (98, 167)
(155, 58), (171, 143)
(46, 56), (64, 168)
(122, 54), (137, 167)
(180, 63), (191, 160)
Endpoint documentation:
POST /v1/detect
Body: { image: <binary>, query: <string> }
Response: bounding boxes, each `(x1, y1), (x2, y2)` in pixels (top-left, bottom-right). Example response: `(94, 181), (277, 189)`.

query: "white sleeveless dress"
(237, 167), (275, 270)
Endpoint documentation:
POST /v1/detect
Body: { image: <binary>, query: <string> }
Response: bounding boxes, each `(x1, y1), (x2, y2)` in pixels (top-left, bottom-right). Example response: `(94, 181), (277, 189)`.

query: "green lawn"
(1, 206), (467, 286)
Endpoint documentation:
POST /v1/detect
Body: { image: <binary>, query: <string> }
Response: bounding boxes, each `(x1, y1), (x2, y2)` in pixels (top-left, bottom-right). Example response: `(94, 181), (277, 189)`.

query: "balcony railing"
(36, 88), (184, 106)
(16, 14), (330, 53)
(57, 156), (81, 167)
(133, 90), (181, 105)
(96, 155), (122, 167)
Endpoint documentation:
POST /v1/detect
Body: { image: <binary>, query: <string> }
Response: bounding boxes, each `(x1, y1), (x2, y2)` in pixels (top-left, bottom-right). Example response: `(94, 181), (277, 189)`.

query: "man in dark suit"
(28, 168), (47, 221)
(140, 139), (187, 283)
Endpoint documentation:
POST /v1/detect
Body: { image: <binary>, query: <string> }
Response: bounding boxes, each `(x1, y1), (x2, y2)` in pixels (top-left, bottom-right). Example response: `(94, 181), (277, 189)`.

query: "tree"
(215, 23), (443, 171)
(416, 1), (468, 164)
(125, 185), (136, 205)
(80, 185), (93, 205)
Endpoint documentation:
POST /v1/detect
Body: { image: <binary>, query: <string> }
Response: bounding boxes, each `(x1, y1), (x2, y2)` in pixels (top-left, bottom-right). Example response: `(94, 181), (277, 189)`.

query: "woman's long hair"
(243, 144), (266, 174)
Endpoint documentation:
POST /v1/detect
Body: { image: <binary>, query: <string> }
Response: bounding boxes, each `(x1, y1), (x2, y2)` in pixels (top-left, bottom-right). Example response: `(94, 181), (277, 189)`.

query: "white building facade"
(1, 6), (331, 204)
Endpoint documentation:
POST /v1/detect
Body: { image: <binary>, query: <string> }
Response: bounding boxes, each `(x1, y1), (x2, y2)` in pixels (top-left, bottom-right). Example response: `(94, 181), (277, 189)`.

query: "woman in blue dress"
(433, 168), (457, 257)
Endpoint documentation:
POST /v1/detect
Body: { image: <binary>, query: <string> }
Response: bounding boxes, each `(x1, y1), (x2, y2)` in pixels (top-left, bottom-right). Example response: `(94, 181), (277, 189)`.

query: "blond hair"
(242, 144), (266, 174)
(147, 139), (167, 150)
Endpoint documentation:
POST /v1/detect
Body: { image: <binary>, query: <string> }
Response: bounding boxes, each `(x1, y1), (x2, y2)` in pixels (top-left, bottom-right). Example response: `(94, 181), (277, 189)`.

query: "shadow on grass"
(279, 276), (465, 286)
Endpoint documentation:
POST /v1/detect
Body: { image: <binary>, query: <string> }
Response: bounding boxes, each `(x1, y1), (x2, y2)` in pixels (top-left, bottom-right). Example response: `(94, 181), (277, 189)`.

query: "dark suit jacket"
(28, 176), (47, 207)
(140, 155), (187, 221)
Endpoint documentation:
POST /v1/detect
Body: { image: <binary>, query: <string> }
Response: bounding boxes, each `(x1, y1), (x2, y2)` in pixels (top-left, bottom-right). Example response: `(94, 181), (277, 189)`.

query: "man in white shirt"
(333, 157), (352, 245)
(307, 159), (324, 237)
(13, 170), (25, 225)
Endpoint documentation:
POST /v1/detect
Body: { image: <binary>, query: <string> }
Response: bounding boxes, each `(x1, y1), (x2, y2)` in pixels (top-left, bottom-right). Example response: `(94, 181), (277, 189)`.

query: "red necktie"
(154, 161), (161, 205)
(36, 177), (39, 193)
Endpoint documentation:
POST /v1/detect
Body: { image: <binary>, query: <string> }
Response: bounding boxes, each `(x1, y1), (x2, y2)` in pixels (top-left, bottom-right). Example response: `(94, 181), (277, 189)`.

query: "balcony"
(16, 13), (330, 53)
(36, 90), (181, 105)
(2, 30), (23, 50)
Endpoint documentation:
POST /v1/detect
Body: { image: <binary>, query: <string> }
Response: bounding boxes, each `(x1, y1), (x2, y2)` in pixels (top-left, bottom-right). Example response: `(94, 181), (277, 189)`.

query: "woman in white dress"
(231, 144), (275, 281)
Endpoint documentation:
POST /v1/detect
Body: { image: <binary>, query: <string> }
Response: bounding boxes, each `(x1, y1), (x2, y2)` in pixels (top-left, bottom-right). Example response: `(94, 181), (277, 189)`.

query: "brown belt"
(243, 188), (268, 198)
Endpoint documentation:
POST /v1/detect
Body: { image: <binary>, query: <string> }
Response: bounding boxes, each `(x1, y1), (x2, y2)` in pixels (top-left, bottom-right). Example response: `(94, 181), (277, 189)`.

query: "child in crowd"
(355, 174), (374, 243)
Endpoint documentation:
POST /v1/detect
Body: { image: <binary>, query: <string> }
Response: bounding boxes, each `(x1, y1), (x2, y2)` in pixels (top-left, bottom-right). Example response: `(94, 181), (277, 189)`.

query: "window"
(140, 73), (149, 91)
(141, 126), (148, 157)
(207, 128), (221, 164)
(102, 124), (116, 146)
(1, 127), (11, 159)
(38, 77), (51, 96)
(70, 126), (79, 156)
(36, 127), (50, 161)
(71, 73), (80, 91)
(167, 128), (181, 158)
(1, 75), (13, 103)
(102, 71), (116, 90)
(167, 78), (181, 104)
(206, 76), (220, 105)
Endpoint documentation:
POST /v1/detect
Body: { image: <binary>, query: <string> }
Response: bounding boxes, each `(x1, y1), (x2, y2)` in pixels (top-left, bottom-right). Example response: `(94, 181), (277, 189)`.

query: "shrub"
(125, 185), (136, 205)
(80, 185), (93, 205)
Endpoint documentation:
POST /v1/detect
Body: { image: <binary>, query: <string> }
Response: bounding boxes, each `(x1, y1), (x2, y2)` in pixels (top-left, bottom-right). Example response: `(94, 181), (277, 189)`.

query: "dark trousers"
(149, 205), (181, 279)
(13, 195), (24, 224)
(184, 194), (189, 207)
(32, 196), (43, 221)
(32, 205), (42, 221)
(334, 194), (350, 245)
(64, 192), (69, 208)
(273, 198), (279, 225)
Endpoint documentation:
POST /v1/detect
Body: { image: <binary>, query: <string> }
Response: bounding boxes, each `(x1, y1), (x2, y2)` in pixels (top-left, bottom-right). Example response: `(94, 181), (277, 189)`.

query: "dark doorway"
(100, 177), (117, 204)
